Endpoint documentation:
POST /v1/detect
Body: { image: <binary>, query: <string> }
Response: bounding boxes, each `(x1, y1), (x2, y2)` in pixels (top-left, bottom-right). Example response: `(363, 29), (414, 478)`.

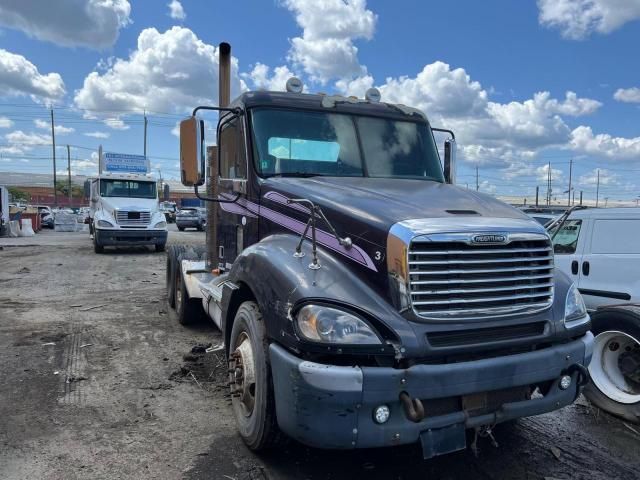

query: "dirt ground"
(1, 228), (638, 480)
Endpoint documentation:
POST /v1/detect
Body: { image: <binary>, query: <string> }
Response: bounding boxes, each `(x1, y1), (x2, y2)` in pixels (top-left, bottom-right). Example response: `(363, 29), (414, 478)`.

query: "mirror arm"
(191, 106), (242, 116)
(431, 127), (455, 139)
(194, 185), (240, 204)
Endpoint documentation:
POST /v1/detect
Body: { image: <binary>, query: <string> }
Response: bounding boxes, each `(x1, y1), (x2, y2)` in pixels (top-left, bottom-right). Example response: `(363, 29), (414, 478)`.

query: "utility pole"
(604, 197), (609, 208)
(475, 165), (479, 191)
(51, 108), (57, 207)
(546, 161), (551, 205)
(572, 189), (575, 206)
(67, 145), (71, 206)
(567, 158), (573, 206)
(535, 186), (539, 207)
(579, 190), (583, 206)
(143, 110), (148, 158)
(595, 169), (600, 207)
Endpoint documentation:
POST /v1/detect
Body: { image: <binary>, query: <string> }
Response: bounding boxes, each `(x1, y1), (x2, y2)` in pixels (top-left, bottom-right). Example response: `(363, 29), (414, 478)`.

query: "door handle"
(582, 261), (590, 276)
(571, 260), (579, 275)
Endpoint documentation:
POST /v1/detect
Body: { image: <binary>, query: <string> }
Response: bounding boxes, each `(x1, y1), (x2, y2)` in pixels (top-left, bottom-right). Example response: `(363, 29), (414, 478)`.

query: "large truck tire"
(170, 245), (208, 323)
(584, 306), (640, 424)
(155, 243), (166, 252)
(166, 245), (177, 308)
(93, 233), (104, 254)
(228, 301), (282, 450)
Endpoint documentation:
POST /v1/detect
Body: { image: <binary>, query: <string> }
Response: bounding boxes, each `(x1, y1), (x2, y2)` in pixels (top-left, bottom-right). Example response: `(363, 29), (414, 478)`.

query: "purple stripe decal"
(218, 191), (378, 271)
(263, 191), (312, 215)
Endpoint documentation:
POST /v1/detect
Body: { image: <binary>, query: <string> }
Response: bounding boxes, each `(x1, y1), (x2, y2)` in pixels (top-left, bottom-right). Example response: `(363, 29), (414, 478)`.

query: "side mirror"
(163, 183), (170, 201)
(444, 137), (456, 184)
(180, 116), (205, 186)
(83, 180), (91, 199)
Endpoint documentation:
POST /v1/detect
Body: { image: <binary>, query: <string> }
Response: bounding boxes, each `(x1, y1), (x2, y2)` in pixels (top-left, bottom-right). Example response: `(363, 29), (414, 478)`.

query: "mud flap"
(420, 423), (466, 459)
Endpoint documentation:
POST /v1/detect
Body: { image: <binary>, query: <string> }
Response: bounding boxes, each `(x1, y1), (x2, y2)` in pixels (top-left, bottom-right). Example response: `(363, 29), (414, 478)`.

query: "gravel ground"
(1, 228), (638, 480)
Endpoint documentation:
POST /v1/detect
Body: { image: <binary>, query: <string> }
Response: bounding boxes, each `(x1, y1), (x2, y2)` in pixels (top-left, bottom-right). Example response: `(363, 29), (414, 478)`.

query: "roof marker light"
(365, 87), (381, 102)
(286, 77), (303, 93)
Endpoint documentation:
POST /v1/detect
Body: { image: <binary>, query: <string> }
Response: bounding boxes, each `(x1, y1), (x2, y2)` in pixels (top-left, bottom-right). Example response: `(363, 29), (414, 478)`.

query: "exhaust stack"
(206, 42), (232, 270)
(218, 42), (231, 108)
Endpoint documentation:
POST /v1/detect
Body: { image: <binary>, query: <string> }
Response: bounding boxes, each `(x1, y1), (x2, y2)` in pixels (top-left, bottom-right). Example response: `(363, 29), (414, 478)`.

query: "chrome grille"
(115, 210), (151, 226)
(408, 236), (554, 319)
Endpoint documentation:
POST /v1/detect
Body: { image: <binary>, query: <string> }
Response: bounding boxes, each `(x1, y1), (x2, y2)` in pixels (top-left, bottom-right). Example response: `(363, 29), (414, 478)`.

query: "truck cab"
(88, 172), (168, 253)
(167, 42), (593, 459)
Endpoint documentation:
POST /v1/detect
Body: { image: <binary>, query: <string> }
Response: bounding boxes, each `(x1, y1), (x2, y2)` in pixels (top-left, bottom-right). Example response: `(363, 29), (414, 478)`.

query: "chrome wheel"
(229, 332), (257, 417)
(590, 330), (640, 404)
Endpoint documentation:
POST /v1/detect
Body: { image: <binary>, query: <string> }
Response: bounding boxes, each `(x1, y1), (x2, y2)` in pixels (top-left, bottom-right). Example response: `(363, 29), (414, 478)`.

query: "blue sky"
(0, 0), (639, 205)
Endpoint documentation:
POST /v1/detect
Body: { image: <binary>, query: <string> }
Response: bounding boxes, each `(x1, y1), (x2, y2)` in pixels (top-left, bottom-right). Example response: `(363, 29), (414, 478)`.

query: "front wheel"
(584, 307), (640, 423)
(93, 233), (104, 253)
(155, 243), (166, 252)
(229, 301), (281, 450)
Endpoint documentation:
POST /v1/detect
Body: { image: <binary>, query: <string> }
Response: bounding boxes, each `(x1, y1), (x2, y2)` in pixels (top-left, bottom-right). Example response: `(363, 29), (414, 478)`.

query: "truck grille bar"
(116, 210), (151, 226)
(408, 237), (554, 319)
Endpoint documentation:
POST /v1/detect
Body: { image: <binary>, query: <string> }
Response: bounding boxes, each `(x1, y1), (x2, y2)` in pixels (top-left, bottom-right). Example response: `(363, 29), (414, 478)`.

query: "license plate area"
(420, 423), (466, 459)
(462, 392), (488, 412)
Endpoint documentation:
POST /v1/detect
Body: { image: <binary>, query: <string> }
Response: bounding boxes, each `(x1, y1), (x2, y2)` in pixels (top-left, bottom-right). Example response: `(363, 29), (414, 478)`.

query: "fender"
(220, 233), (420, 357)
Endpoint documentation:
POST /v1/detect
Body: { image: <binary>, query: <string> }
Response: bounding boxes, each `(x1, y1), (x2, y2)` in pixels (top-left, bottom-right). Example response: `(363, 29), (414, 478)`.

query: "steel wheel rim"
(229, 331), (257, 417)
(589, 330), (640, 404)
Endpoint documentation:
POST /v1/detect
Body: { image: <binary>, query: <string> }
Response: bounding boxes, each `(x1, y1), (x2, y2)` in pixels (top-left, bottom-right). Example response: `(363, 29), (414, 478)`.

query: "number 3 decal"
(374, 251), (382, 261)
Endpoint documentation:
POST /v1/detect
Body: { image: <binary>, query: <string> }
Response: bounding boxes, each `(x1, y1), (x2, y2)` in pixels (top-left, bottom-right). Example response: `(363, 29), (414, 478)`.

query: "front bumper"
(95, 228), (167, 246)
(269, 332), (593, 456)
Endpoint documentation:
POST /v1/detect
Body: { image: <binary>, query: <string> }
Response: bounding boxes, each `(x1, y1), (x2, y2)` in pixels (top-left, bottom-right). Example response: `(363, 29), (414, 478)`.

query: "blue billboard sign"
(102, 152), (149, 173)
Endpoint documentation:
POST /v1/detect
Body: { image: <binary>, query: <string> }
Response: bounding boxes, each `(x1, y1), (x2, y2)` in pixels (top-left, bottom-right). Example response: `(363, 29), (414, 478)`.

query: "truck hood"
(262, 177), (534, 247)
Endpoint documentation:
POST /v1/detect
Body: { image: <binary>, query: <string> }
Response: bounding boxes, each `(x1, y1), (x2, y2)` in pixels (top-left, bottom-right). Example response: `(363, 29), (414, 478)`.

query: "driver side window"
(552, 219), (582, 254)
(219, 118), (247, 179)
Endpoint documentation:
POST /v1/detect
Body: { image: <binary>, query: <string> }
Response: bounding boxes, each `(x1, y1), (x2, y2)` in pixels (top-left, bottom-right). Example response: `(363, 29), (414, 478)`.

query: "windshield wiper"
(263, 172), (329, 178)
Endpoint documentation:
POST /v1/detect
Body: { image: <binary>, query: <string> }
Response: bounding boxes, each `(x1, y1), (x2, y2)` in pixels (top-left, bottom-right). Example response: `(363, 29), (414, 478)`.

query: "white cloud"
(614, 87), (640, 103)
(243, 63), (296, 91)
(579, 168), (620, 186)
(5, 130), (50, 147)
(74, 27), (245, 115)
(0, 0), (131, 49)
(536, 163), (564, 183)
(33, 118), (74, 135)
(537, 0), (640, 40)
(283, 0), (377, 83)
(570, 125), (640, 159)
(103, 118), (130, 130)
(0, 49), (65, 102)
(168, 0), (186, 20)
(364, 61), (600, 163)
(0, 116), (13, 128)
(84, 131), (110, 139)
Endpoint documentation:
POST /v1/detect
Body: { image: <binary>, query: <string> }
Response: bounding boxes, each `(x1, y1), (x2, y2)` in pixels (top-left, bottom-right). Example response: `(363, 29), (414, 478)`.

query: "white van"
(550, 207), (640, 423)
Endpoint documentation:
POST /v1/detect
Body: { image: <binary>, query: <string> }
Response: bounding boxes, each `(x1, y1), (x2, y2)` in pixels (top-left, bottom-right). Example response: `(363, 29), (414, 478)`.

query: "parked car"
(35, 206), (55, 229)
(550, 207), (640, 423)
(176, 207), (206, 231)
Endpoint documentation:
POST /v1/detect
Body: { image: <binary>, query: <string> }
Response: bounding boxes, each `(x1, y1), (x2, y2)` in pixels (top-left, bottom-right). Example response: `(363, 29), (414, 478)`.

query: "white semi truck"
(88, 171), (168, 253)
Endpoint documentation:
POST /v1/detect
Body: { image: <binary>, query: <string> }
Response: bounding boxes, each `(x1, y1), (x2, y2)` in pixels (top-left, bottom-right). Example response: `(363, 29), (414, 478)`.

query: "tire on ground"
(171, 245), (208, 324)
(584, 306), (640, 424)
(229, 301), (282, 450)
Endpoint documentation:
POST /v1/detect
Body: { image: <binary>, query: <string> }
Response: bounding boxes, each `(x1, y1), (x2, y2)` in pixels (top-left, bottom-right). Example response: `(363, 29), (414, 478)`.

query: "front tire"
(93, 233), (104, 253)
(228, 301), (280, 450)
(584, 306), (640, 423)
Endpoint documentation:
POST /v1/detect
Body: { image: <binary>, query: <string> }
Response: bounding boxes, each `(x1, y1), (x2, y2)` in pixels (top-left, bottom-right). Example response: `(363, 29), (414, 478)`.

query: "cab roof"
(570, 207), (640, 219)
(229, 91), (429, 122)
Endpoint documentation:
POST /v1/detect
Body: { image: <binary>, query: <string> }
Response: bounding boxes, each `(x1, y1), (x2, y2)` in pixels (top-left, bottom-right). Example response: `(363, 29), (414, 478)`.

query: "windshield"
(99, 180), (157, 199)
(251, 109), (444, 181)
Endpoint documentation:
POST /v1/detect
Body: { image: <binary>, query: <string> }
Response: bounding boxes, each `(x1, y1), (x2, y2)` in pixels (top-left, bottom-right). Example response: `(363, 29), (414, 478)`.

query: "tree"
(55, 181), (83, 198)
(7, 186), (30, 202)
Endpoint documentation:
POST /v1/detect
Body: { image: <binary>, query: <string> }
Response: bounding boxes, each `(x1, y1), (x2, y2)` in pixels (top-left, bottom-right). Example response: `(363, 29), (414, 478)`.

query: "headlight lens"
(154, 221), (167, 228)
(565, 283), (587, 322)
(296, 304), (382, 345)
(97, 220), (113, 227)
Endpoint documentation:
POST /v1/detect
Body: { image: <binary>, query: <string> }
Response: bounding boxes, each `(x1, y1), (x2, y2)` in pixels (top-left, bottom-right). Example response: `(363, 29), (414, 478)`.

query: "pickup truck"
(166, 42), (593, 459)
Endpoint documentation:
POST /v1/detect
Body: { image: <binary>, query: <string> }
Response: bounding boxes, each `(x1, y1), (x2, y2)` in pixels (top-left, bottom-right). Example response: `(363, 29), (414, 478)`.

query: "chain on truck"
(166, 42), (594, 459)
(86, 152), (169, 254)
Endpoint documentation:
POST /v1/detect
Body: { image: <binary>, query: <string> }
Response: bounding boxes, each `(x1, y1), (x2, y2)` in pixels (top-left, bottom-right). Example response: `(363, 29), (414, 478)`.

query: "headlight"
(97, 220), (113, 227)
(296, 304), (382, 345)
(565, 283), (587, 322)
(154, 221), (167, 228)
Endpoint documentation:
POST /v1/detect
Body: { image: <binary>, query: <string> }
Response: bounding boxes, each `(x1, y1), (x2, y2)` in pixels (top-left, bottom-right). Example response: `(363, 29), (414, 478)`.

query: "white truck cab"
(88, 171), (168, 253)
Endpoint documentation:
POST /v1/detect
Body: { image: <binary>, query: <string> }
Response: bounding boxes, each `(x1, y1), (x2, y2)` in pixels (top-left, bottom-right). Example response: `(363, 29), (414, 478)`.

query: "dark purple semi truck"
(166, 43), (593, 459)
